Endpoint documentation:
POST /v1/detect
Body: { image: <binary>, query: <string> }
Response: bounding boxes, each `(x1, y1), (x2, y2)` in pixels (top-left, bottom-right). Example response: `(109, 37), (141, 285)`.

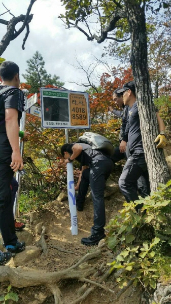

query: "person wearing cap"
(109, 88), (129, 161)
(117, 81), (166, 210)
(75, 89), (129, 212)
(109, 88), (151, 198)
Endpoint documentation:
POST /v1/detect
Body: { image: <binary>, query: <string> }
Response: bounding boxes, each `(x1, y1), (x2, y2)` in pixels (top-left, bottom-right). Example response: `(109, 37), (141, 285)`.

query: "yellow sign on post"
(70, 93), (88, 127)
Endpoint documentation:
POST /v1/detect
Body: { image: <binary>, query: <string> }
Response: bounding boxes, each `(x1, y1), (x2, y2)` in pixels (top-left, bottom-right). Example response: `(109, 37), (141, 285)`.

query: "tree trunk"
(125, 1), (170, 191)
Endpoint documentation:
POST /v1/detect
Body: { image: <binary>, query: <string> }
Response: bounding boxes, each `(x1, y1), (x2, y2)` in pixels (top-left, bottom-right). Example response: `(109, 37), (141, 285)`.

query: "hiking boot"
(0, 251), (12, 265)
(15, 219), (25, 231)
(81, 233), (106, 246)
(5, 241), (25, 253)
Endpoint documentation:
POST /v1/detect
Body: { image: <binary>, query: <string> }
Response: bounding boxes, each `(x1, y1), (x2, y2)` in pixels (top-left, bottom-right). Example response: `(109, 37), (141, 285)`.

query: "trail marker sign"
(26, 93), (37, 110)
(40, 88), (90, 129)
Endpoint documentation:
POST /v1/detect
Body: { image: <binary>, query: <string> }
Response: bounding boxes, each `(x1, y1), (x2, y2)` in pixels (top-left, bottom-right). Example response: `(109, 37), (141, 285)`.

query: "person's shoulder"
(0, 86), (23, 98)
(132, 101), (138, 111)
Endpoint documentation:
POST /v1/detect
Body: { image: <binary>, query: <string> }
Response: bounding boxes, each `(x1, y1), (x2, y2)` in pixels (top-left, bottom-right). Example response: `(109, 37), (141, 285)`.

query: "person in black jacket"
(75, 89), (128, 211)
(117, 81), (166, 209)
(61, 142), (114, 246)
(0, 61), (25, 261)
(75, 88), (150, 211)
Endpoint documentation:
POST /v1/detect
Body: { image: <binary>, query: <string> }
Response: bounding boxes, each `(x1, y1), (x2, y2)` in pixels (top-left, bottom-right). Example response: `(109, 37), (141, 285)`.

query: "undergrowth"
(106, 180), (171, 292)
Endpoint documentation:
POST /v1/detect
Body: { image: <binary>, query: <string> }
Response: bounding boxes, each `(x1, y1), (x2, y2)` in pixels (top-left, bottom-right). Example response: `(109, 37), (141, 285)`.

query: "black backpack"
(77, 132), (114, 156)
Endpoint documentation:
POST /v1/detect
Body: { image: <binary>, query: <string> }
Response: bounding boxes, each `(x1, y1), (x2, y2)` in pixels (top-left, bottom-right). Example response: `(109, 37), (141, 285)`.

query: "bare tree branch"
(2, 3), (15, 17)
(22, 23), (30, 50)
(0, 0), (36, 56)
(0, 19), (8, 25)
(106, 36), (131, 42)
(61, 8), (127, 44)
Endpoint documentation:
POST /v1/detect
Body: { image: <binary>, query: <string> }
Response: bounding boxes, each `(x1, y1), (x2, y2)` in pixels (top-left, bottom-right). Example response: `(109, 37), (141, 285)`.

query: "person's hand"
(23, 131), (29, 142)
(154, 134), (167, 148)
(10, 151), (24, 172)
(64, 158), (71, 164)
(119, 140), (127, 153)
(75, 184), (79, 191)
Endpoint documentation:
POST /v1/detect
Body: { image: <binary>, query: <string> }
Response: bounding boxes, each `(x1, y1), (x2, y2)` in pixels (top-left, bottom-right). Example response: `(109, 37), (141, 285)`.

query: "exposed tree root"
(0, 247), (105, 303)
(50, 244), (75, 254)
(48, 284), (63, 304)
(0, 244), (131, 303)
(70, 287), (94, 304)
(115, 280), (134, 300)
(80, 277), (115, 294)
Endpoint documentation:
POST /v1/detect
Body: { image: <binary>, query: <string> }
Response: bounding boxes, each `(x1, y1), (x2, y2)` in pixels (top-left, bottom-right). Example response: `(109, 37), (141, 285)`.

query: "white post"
(65, 128), (69, 143)
(67, 162), (78, 235)
(13, 90), (28, 217)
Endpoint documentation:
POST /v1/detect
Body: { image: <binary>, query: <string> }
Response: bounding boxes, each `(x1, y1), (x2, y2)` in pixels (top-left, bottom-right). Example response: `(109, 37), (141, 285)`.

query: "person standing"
(117, 81), (166, 210)
(61, 142), (114, 246)
(0, 61), (25, 260)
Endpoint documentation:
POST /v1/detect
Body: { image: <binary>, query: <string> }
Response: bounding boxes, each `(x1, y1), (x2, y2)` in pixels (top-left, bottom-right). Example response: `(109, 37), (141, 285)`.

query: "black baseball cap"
(117, 81), (135, 94)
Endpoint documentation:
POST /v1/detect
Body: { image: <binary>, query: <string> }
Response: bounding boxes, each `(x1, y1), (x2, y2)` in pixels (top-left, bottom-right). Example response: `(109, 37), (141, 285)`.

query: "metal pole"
(65, 128), (78, 235)
(65, 128), (69, 143)
(13, 91), (28, 217)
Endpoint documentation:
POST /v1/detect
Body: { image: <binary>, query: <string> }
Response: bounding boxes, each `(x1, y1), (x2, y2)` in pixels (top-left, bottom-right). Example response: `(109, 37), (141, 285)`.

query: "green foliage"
(106, 180), (171, 291)
(22, 51), (64, 93)
(154, 95), (171, 131)
(0, 285), (18, 303)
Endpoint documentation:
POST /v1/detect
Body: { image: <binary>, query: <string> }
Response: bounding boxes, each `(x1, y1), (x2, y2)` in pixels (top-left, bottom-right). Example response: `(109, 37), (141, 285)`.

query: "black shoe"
(5, 241), (25, 253)
(81, 233), (106, 246)
(0, 251), (12, 265)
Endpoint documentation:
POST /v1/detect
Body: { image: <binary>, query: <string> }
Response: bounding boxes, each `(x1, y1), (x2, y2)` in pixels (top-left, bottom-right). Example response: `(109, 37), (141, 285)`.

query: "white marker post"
(67, 162), (78, 235)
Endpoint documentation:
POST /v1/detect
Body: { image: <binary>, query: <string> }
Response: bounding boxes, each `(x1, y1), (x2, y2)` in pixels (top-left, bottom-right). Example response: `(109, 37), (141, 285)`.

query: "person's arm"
(75, 166), (89, 190)
(119, 106), (129, 153)
(156, 112), (165, 133)
(154, 113), (167, 148)
(65, 143), (83, 163)
(112, 109), (123, 118)
(5, 108), (24, 172)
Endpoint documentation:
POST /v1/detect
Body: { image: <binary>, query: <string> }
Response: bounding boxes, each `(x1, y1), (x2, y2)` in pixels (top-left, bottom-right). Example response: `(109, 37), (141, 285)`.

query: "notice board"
(40, 88), (90, 129)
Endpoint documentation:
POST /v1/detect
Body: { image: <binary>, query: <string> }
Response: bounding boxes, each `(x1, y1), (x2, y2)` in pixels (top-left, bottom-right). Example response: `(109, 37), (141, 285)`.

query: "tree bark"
(125, 1), (170, 191)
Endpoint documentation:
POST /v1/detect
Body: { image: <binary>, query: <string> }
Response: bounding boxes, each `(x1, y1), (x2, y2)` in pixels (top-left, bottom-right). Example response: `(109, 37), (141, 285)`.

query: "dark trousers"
(119, 153), (150, 208)
(11, 177), (18, 212)
(113, 147), (150, 198)
(76, 147), (150, 207)
(0, 161), (18, 246)
(90, 159), (114, 235)
(76, 147), (125, 207)
(76, 168), (90, 209)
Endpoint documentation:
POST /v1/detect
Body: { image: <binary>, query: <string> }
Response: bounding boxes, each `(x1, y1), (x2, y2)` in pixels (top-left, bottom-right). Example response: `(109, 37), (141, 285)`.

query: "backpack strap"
(0, 86), (17, 125)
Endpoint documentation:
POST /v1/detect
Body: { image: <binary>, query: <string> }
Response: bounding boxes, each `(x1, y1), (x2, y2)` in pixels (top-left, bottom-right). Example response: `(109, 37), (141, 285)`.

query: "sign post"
(67, 162), (78, 235)
(40, 88), (90, 235)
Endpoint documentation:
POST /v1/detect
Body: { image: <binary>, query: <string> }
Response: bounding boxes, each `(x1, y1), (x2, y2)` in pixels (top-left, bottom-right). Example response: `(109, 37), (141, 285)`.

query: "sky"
(0, 0), (115, 92)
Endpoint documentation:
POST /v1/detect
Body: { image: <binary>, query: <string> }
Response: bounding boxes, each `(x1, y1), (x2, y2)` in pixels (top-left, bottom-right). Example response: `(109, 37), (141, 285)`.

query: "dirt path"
(1, 146), (171, 304)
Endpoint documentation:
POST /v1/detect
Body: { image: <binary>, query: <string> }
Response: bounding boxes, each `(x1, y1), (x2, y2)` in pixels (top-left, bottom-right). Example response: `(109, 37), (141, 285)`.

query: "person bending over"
(61, 142), (114, 246)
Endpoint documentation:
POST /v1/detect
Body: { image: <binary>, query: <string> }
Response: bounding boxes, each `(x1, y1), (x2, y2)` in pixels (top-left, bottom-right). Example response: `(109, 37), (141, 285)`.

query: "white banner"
(26, 93), (37, 110)
(67, 162), (78, 235)
(29, 105), (41, 118)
